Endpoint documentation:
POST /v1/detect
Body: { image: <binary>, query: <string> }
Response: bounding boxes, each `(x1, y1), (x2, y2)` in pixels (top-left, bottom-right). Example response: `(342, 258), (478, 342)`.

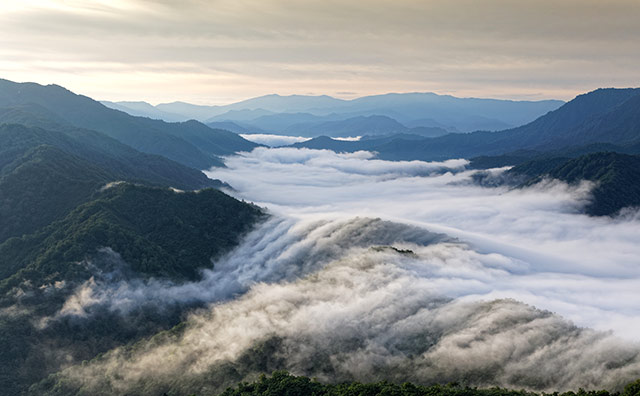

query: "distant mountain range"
(293, 88), (640, 161)
(103, 92), (564, 136)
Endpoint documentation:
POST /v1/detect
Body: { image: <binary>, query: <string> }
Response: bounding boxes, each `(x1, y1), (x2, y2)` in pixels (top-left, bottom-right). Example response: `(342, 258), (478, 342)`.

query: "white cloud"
(204, 148), (640, 339)
(49, 147), (640, 394)
(239, 133), (310, 147)
(57, 236), (640, 394)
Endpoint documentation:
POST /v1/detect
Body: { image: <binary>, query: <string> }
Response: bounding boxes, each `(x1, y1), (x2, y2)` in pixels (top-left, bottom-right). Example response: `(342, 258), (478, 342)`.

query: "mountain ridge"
(104, 91), (563, 134)
(0, 79), (258, 169)
(289, 88), (640, 161)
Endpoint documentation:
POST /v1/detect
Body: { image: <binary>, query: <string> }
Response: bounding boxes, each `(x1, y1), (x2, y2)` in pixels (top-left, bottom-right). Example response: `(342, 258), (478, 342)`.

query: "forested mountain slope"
(0, 79), (258, 169)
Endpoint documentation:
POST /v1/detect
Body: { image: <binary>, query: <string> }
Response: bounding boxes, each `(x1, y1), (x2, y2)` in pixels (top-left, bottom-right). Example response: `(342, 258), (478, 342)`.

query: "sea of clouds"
(204, 148), (640, 339)
(48, 147), (640, 395)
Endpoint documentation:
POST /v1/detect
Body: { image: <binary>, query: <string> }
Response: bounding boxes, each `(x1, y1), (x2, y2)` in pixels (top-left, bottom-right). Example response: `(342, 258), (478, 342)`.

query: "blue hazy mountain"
(205, 120), (265, 134)
(292, 88), (640, 161)
(100, 100), (188, 122)
(105, 92), (563, 135)
(0, 79), (258, 169)
(286, 115), (407, 137)
(242, 112), (331, 132)
(154, 94), (346, 120)
(208, 108), (276, 122)
(324, 92), (562, 131)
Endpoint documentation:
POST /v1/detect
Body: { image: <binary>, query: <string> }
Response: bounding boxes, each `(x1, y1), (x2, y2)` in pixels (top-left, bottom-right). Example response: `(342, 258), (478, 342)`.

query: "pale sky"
(1, 0), (639, 104)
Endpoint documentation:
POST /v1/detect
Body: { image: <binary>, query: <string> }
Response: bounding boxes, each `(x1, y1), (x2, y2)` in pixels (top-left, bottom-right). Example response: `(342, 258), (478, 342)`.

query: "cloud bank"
(43, 147), (640, 395)
(205, 148), (640, 339)
(240, 134), (310, 147)
(53, 239), (640, 395)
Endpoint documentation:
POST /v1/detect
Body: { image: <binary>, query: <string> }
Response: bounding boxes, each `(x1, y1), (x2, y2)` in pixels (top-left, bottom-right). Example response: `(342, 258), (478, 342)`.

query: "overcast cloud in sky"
(1, 0), (639, 104)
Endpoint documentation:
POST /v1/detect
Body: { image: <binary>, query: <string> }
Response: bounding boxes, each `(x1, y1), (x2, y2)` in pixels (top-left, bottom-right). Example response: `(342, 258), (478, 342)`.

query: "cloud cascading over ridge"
(51, 229), (640, 395)
(41, 147), (640, 395)
(204, 148), (640, 339)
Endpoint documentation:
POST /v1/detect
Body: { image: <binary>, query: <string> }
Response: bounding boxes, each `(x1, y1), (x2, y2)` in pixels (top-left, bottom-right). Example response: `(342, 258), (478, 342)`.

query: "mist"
(45, 146), (640, 395)
(204, 148), (640, 339)
(52, 234), (640, 395)
(239, 134), (311, 147)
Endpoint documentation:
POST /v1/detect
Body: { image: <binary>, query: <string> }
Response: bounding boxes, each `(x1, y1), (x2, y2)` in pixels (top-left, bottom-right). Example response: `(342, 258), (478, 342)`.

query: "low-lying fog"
(50, 147), (640, 394)
(205, 147), (640, 340)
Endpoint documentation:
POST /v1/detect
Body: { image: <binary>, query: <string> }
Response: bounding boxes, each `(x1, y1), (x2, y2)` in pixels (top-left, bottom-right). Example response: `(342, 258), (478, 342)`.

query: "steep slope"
(0, 145), (111, 245)
(554, 92), (640, 147)
(509, 152), (640, 216)
(101, 100), (188, 122)
(0, 183), (264, 287)
(0, 183), (265, 396)
(504, 88), (640, 148)
(0, 121), (219, 189)
(0, 79), (258, 168)
(0, 122), (225, 243)
(290, 88), (640, 161)
(174, 120), (261, 155)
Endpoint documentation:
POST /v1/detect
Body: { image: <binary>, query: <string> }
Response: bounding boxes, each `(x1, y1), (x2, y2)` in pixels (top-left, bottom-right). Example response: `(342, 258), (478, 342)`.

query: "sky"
(1, 0), (639, 104)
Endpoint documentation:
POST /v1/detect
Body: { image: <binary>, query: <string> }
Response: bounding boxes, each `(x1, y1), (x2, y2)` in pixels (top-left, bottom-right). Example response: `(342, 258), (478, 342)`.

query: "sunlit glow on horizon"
(1, 0), (639, 104)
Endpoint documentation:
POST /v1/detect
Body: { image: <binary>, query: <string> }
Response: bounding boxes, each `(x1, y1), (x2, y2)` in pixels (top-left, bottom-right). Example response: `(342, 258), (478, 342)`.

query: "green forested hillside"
(0, 144), (111, 244)
(0, 82), (269, 395)
(37, 370), (634, 396)
(217, 372), (638, 396)
(0, 123), (224, 243)
(508, 152), (640, 216)
(0, 122), (219, 190)
(0, 183), (264, 291)
(0, 183), (264, 395)
(546, 153), (640, 216)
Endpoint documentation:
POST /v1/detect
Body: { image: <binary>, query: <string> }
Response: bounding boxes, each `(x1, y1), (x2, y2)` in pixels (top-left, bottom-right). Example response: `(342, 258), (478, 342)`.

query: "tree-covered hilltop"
(0, 183), (265, 395)
(0, 182), (265, 293)
(0, 120), (220, 191)
(0, 122), (227, 243)
(0, 145), (112, 244)
(507, 152), (640, 216)
(0, 87), (267, 394)
(219, 371), (640, 396)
